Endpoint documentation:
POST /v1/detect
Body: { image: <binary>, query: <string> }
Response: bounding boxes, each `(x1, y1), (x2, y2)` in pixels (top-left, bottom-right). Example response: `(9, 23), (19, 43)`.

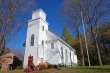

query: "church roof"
(47, 31), (76, 52)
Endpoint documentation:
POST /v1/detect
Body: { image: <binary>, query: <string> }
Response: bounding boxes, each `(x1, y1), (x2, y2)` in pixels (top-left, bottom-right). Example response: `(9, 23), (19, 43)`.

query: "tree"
(86, 22), (110, 65)
(80, 0), (110, 66)
(81, 11), (90, 66)
(72, 35), (85, 66)
(63, 0), (110, 66)
(62, 26), (74, 46)
(63, 0), (86, 66)
(0, 0), (36, 55)
(94, 22), (110, 55)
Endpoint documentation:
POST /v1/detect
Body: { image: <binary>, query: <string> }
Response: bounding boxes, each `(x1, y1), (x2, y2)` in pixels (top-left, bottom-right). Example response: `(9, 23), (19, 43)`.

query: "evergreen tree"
(62, 26), (73, 46)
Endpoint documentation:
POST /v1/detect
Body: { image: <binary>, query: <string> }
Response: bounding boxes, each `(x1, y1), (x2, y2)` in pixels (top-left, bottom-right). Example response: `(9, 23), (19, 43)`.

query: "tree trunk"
(81, 11), (91, 66)
(88, 24), (103, 65)
(0, 36), (6, 56)
(77, 30), (85, 66)
(79, 35), (85, 66)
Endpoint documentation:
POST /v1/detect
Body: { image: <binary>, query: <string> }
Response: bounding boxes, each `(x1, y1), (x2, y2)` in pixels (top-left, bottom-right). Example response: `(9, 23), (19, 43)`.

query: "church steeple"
(32, 9), (46, 21)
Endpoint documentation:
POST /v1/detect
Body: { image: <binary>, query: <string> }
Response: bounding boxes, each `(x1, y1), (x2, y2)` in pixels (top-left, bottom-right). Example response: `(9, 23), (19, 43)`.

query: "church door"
(28, 55), (33, 67)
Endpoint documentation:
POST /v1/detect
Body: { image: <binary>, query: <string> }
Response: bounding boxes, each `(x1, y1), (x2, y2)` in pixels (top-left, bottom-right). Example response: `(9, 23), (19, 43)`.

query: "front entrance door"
(28, 55), (33, 67)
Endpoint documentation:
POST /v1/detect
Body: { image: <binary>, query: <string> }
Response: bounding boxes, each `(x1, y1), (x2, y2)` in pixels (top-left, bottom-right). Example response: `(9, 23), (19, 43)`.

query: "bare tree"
(63, 0), (85, 66)
(81, 11), (91, 66)
(0, 0), (36, 55)
(80, 0), (110, 66)
(63, 0), (110, 66)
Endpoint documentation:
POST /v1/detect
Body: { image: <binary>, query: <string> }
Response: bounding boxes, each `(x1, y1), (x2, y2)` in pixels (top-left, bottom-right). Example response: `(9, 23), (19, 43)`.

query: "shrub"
(38, 64), (46, 70)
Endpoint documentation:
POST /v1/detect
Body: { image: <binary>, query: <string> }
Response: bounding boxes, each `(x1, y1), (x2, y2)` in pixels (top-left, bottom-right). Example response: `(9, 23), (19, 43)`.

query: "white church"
(23, 9), (77, 68)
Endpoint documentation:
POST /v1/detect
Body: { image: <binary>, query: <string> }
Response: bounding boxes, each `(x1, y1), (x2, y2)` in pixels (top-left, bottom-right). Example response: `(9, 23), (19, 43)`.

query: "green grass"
(76, 65), (110, 69)
(0, 65), (110, 73)
(60, 65), (110, 73)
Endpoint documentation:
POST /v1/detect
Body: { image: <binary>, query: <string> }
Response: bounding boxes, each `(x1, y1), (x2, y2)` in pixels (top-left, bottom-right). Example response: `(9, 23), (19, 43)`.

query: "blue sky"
(7, 0), (66, 52)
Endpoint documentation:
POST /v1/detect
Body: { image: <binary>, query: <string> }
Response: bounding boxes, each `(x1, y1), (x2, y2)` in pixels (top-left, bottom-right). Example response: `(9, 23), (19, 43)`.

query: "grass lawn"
(1, 65), (110, 73)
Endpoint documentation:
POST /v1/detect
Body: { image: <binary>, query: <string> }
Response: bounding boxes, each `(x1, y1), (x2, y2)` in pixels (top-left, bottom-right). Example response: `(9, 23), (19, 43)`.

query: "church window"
(70, 52), (72, 64)
(42, 26), (44, 31)
(42, 40), (44, 45)
(30, 34), (34, 46)
(70, 52), (71, 61)
(65, 50), (68, 61)
(73, 53), (74, 60)
(70, 52), (71, 58)
(51, 43), (54, 49)
(61, 47), (63, 60)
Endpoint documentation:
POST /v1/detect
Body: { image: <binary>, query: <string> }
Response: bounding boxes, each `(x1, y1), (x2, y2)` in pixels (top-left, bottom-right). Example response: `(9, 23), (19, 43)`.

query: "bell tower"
(24, 9), (48, 68)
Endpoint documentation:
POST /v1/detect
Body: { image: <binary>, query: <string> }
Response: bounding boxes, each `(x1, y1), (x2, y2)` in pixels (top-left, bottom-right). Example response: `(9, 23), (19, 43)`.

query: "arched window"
(30, 34), (34, 46)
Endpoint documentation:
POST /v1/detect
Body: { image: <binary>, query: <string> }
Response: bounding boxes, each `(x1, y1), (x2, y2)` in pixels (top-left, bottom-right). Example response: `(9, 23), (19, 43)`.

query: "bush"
(38, 64), (46, 70)
(37, 62), (58, 70)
